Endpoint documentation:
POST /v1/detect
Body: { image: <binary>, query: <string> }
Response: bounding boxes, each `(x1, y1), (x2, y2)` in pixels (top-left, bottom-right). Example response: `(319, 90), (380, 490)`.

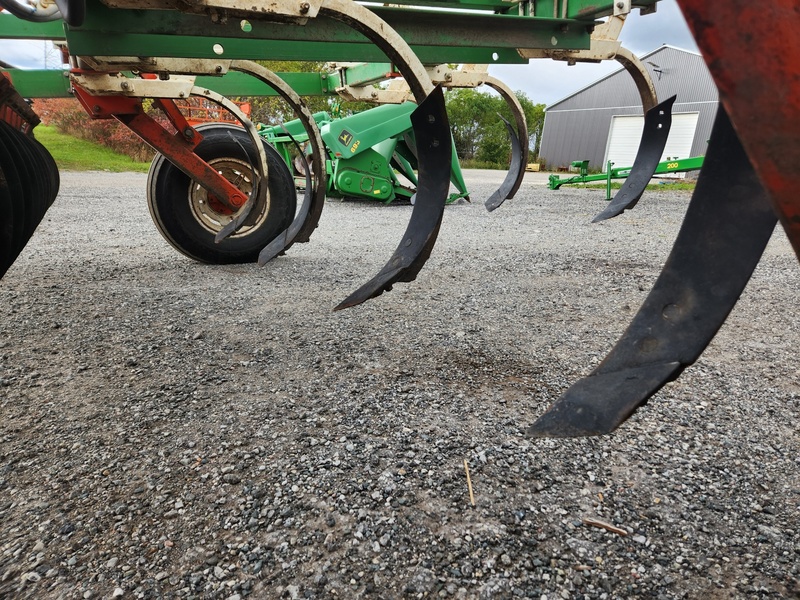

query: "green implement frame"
(0, 0), (659, 66)
(549, 155), (705, 195)
(1, 68), (335, 99)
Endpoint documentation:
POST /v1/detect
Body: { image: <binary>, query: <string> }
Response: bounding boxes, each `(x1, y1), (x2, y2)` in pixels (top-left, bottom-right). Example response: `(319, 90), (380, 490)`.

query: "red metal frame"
(72, 82), (250, 210)
(676, 0), (800, 261)
(173, 97), (251, 127)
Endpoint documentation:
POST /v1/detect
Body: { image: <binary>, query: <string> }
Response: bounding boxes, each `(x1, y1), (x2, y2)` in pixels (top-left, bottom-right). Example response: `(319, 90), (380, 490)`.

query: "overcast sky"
(490, 0), (698, 105)
(2, 0), (697, 106)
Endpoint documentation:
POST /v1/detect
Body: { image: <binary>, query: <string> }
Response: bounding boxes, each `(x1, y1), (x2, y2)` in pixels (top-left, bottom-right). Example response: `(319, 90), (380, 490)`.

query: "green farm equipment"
(14, 0), (800, 444)
(259, 102), (470, 204)
(0, 0), (672, 286)
(548, 155), (705, 191)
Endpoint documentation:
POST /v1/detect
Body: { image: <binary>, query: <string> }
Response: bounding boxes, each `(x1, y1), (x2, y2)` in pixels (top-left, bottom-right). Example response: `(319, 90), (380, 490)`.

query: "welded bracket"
(77, 56), (232, 77)
(427, 64), (488, 88)
(613, 0), (631, 16)
(519, 15), (626, 62)
(70, 72), (197, 99)
(335, 80), (411, 104)
(335, 64), (489, 104)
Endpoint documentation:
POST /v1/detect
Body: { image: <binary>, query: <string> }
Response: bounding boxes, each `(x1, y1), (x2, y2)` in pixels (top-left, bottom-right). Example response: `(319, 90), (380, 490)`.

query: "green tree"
(246, 60), (333, 125)
(517, 93), (546, 160)
(445, 88), (494, 160)
(445, 87), (545, 167)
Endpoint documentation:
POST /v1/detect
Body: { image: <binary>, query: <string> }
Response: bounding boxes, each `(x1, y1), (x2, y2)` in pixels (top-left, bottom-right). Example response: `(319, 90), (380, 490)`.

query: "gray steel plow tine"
(484, 114), (524, 212)
(592, 95), (675, 223)
(197, 89), (269, 244)
(335, 86), (451, 310)
(258, 126), (313, 265)
(483, 76), (528, 211)
(528, 105), (777, 438)
(231, 61), (327, 250)
(317, 0), (452, 309)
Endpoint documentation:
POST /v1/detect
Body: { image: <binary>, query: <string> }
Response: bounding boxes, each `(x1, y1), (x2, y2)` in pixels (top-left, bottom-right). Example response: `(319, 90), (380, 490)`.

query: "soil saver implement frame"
(0, 0), (665, 301)
(3, 0), (797, 441)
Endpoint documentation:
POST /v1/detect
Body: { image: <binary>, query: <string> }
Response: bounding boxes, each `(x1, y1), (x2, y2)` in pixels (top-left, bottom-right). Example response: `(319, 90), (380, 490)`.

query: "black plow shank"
(528, 106), (778, 438)
(258, 127), (313, 265)
(592, 96), (675, 223)
(335, 86), (451, 310)
(484, 114), (524, 212)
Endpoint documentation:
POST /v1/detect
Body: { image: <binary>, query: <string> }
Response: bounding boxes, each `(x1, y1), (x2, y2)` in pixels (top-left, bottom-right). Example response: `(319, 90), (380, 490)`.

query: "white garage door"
(603, 112), (700, 171)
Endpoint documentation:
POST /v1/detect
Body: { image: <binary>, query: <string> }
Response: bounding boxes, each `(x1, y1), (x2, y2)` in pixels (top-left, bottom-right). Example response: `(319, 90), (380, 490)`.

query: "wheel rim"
(188, 157), (269, 237)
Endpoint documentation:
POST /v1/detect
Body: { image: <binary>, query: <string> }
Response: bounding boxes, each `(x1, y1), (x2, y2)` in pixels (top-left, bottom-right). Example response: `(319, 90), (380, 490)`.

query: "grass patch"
(33, 125), (152, 173)
(583, 181), (696, 192)
(460, 158), (506, 170)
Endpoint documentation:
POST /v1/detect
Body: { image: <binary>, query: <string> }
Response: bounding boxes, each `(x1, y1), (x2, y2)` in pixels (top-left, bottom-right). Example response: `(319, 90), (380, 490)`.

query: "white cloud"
(0, 39), (63, 69)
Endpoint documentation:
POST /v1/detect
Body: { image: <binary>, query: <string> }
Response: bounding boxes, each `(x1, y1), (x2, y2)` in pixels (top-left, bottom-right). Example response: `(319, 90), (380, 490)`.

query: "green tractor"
(259, 101), (470, 204)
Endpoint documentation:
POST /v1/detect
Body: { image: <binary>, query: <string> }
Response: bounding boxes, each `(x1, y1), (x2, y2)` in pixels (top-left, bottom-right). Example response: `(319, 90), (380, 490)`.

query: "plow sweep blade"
(258, 127), (313, 265)
(592, 95), (675, 223)
(483, 76), (529, 212)
(335, 86), (450, 310)
(528, 106), (776, 438)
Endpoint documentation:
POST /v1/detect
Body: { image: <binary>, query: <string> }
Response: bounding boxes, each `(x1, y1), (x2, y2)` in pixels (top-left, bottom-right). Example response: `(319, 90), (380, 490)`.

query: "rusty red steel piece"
(71, 84), (250, 211)
(0, 73), (39, 133)
(676, 0), (800, 262)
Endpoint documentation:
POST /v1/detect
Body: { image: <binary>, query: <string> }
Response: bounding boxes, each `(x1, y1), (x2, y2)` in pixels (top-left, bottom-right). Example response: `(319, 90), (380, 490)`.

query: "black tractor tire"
(147, 125), (296, 264)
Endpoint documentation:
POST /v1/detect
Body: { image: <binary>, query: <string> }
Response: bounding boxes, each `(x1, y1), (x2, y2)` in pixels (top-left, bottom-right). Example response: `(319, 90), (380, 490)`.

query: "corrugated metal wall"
(539, 46), (718, 170)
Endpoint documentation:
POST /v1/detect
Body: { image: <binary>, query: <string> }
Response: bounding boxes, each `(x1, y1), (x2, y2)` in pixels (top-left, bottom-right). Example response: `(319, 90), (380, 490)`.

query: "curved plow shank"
(335, 86), (451, 310)
(592, 95), (675, 223)
(676, 0), (800, 262)
(258, 127), (312, 265)
(484, 115), (523, 212)
(193, 88), (269, 243)
(316, 0), (452, 309)
(528, 106), (777, 438)
(231, 60), (327, 253)
(615, 47), (658, 113)
(483, 77), (528, 212)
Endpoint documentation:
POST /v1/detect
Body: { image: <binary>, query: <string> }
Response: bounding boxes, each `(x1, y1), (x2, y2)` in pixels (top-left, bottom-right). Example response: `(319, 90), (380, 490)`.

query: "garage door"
(603, 112), (700, 171)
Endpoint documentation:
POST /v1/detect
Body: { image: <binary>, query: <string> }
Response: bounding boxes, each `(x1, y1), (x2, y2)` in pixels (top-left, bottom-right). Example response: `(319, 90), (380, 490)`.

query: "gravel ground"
(0, 170), (798, 599)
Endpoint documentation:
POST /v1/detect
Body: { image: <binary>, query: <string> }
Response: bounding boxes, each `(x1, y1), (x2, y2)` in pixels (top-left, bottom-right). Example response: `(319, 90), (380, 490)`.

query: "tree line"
(246, 63), (546, 167)
(445, 88), (544, 167)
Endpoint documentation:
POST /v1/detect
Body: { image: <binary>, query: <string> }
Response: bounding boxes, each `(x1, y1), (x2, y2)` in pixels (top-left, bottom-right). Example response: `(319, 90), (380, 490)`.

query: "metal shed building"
(539, 45), (718, 172)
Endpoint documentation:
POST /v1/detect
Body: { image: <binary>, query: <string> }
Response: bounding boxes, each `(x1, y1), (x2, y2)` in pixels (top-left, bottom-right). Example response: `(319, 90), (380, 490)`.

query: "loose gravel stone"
(0, 170), (798, 599)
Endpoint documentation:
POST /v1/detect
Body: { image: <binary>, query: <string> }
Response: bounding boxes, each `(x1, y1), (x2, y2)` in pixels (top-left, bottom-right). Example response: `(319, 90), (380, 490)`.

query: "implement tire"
(147, 124), (295, 264)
